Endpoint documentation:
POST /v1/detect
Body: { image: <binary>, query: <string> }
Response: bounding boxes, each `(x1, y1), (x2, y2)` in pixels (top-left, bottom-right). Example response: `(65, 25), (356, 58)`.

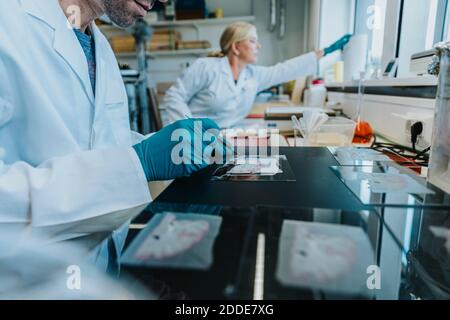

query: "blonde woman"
(162, 22), (351, 128)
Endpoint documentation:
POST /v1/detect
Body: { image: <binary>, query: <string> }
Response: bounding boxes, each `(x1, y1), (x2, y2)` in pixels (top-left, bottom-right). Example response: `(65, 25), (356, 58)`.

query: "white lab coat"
(162, 53), (318, 128)
(0, 0), (151, 266)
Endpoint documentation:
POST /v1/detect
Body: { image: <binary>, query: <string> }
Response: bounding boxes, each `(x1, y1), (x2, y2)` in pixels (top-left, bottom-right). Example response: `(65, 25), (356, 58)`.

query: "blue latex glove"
(133, 118), (230, 181)
(323, 34), (352, 56)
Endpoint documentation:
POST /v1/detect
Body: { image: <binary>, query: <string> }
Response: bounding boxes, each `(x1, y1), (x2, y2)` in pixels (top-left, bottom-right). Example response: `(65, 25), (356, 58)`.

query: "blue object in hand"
(133, 118), (225, 182)
(323, 34), (352, 56)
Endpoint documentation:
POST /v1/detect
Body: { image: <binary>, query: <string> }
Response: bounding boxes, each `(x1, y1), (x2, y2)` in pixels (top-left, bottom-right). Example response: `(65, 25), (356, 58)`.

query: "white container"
(304, 79), (327, 108)
(343, 34), (368, 82)
(306, 117), (357, 147)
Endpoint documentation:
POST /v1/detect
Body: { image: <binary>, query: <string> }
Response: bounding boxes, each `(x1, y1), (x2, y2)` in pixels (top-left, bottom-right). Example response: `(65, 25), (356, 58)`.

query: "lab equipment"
(303, 79), (327, 107)
(360, 173), (434, 194)
(229, 156), (281, 175)
(214, 8), (224, 18)
(276, 220), (374, 296)
(214, 156), (281, 177)
(343, 35), (368, 82)
(330, 163), (449, 208)
(323, 34), (352, 57)
(327, 147), (392, 166)
(353, 121), (373, 144)
(133, 118), (221, 181)
(334, 61), (345, 83)
(131, 19), (154, 134)
(307, 119), (356, 146)
(134, 214), (208, 259)
(411, 49), (437, 76)
(212, 155), (296, 182)
(122, 212), (222, 270)
(122, 69), (140, 132)
(383, 58), (399, 78)
(293, 115), (356, 147)
(164, 0), (176, 20)
(292, 110), (329, 140)
(427, 42), (450, 194)
(355, 71), (365, 124)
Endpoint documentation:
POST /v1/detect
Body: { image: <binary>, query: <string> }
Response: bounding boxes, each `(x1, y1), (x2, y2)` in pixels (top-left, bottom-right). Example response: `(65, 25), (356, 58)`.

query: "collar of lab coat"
(21, 0), (96, 105)
(219, 57), (251, 93)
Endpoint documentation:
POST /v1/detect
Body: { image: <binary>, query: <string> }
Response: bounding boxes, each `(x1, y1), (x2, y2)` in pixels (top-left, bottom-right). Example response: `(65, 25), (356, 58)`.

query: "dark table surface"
(154, 147), (367, 211)
(118, 148), (450, 300)
(122, 203), (450, 300)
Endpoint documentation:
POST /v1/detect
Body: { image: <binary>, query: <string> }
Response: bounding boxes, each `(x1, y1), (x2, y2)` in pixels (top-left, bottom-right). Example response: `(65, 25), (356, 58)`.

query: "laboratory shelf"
(115, 48), (216, 59)
(144, 15), (255, 27)
(99, 16), (256, 38)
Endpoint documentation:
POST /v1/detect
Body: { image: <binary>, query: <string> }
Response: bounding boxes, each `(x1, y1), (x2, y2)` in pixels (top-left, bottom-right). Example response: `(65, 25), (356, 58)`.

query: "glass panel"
(330, 162), (450, 208)
(119, 202), (450, 299)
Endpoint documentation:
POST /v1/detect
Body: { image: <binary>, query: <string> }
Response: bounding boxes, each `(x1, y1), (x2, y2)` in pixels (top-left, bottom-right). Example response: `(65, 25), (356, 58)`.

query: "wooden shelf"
(99, 16), (255, 38)
(144, 16), (255, 27)
(103, 16), (255, 60)
(115, 48), (216, 59)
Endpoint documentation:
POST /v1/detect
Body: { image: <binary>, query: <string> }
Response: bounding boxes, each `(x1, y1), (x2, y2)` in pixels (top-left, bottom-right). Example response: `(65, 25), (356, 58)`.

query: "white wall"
(253, 0), (309, 66)
(206, 0), (309, 65)
(318, 0), (354, 77)
(206, 0), (253, 17)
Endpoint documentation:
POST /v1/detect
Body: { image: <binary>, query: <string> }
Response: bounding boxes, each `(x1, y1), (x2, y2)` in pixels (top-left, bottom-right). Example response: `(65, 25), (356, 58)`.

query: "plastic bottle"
(165, 0), (176, 20)
(333, 61), (344, 83)
(304, 79), (327, 108)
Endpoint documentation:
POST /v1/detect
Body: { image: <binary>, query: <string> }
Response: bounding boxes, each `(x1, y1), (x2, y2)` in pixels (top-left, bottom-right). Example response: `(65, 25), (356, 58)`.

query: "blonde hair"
(208, 22), (257, 58)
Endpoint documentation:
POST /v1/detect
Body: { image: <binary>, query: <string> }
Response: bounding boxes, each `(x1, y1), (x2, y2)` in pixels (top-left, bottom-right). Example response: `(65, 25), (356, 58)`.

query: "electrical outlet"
(405, 120), (429, 149)
(393, 112), (433, 148)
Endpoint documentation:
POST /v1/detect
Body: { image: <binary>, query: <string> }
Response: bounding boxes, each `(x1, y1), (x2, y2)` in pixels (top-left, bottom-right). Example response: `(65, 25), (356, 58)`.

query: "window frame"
(394, 0), (448, 77)
(443, 0), (450, 41)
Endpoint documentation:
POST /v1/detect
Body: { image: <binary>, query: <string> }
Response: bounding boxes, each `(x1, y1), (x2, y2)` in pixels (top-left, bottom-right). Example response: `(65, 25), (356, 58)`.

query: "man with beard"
(0, 0), (221, 269)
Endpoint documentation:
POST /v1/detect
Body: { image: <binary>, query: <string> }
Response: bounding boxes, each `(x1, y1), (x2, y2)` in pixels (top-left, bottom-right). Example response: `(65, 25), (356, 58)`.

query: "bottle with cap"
(165, 0), (176, 20)
(303, 79), (327, 108)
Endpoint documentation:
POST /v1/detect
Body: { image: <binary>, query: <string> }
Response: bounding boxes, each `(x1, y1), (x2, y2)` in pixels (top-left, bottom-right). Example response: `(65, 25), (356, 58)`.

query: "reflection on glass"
(328, 147), (392, 166)
(381, 207), (450, 299)
(330, 162), (449, 208)
(122, 212), (223, 271)
(276, 220), (375, 296)
(114, 204), (450, 299)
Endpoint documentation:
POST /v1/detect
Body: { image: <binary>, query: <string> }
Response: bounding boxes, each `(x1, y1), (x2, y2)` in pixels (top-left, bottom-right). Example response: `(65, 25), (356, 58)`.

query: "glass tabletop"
(375, 206), (450, 300)
(327, 147), (394, 166)
(330, 162), (450, 209)
(118, 202), (449, 300)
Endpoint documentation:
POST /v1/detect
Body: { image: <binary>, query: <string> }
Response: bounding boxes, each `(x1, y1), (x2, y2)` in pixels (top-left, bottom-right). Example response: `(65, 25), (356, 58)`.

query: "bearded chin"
(101, 0), (136, 28)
